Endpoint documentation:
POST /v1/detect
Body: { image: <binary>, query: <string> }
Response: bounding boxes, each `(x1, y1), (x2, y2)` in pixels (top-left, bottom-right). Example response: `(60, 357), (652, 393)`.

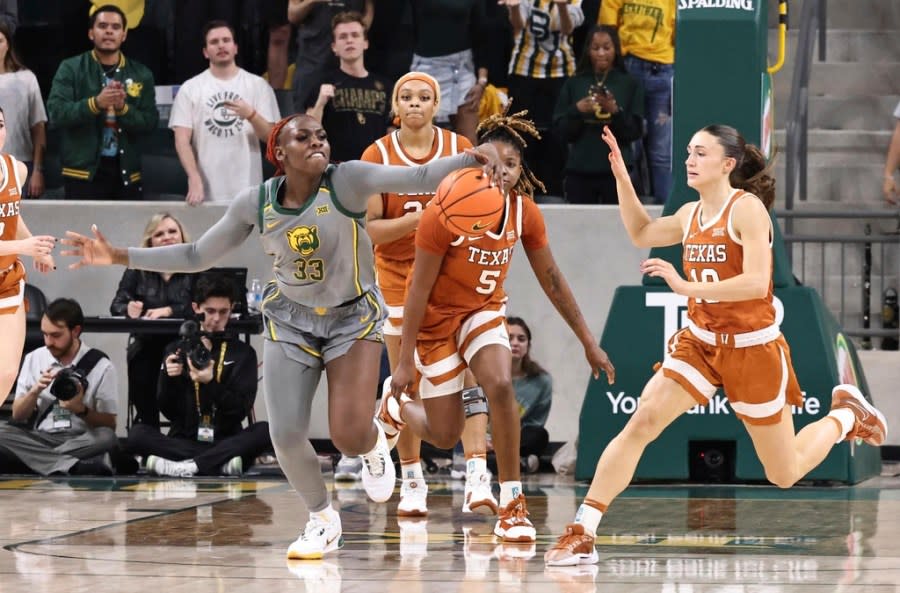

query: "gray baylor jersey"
(257, 166), (375, 309)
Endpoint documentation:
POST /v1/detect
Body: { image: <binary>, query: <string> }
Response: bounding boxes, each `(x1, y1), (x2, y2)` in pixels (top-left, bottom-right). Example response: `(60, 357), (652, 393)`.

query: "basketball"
(433, 168), (505, 237)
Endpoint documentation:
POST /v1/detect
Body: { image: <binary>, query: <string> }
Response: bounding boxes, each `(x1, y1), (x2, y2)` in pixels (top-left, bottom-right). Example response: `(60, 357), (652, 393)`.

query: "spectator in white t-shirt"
(169, 20), (281, 205)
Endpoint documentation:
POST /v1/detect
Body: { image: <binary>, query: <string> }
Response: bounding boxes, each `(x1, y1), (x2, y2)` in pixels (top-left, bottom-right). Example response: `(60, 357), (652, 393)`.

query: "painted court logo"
(204, 91), (246, 137)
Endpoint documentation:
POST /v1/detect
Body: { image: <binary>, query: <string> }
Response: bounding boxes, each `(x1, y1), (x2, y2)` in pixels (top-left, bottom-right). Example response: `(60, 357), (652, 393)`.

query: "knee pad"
(462, 386), (488, 418)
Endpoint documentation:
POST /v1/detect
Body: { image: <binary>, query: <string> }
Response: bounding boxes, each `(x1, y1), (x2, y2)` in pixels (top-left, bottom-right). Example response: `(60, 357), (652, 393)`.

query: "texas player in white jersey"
(545, 124), (889, 567)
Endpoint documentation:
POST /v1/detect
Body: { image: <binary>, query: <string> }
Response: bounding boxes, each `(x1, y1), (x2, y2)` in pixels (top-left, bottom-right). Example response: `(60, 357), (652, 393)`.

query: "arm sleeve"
(110, 269), (140, 315)
(46, 60), (99, 127)
(14, 352), (37, 399)
(127, 186), (258, 272)
(258, 81), (281, 121)
(566, 2), (585, 29)
(118, 69), (159, 132)
(167, 84), (193, 129)
(329, 154), (479, 215)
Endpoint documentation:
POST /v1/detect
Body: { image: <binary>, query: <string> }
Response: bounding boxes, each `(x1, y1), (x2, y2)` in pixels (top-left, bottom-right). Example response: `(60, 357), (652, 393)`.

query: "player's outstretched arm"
(525, 245), (615, 384)
(602, 125), (685, 248)
(61, 224), (126, 268)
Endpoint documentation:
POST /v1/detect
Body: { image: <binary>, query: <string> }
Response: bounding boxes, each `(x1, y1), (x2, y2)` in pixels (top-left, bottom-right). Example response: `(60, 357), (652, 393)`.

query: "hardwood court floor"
(1, 469), (899, 592)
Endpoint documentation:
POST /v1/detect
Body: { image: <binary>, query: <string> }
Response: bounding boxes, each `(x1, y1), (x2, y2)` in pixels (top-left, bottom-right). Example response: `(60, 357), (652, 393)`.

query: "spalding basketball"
(433, 168), (505, 237)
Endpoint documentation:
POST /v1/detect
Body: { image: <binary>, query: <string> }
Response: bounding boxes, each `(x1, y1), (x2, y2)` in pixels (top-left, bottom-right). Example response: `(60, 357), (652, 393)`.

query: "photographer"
(0, 299), (118, 476)
(127, 275), (270, 477)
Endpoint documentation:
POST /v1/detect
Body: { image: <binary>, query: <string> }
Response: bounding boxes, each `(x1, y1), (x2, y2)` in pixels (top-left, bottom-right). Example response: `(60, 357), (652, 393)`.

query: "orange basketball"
(433, 168), (505, 237)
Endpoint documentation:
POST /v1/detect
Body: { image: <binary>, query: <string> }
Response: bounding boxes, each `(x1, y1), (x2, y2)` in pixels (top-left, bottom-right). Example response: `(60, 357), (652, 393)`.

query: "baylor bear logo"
(287, 225), (320, 256)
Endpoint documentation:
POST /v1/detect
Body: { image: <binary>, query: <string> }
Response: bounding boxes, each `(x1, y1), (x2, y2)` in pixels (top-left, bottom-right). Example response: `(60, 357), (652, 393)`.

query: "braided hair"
(476, 105), (546, 196)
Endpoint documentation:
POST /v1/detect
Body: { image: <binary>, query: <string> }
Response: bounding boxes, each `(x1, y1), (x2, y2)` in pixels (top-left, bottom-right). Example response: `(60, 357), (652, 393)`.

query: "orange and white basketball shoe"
(376, 377), (406, 450)
(543, 523), (599, 566)
(493, 494), (536, 543)
(831, 384), (888, 446)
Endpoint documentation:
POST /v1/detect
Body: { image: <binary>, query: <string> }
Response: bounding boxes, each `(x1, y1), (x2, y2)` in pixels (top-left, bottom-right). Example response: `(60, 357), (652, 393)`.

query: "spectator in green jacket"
(47, 4), (158, 200)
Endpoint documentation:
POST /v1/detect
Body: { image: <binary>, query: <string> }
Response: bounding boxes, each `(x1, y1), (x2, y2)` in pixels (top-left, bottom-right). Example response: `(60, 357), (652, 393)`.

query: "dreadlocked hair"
(265, 115), (300, 177)
(476, 106), (546, 196)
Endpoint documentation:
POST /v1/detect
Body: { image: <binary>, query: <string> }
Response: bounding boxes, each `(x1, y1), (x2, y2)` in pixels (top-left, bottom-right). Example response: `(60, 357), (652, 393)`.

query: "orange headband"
(391, 72), (441, 126)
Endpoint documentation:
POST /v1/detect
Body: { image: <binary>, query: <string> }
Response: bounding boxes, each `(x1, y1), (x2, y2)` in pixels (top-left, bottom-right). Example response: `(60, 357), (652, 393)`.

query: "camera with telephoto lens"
(176, 320), (213, 371)
(50, 367), (89, 401)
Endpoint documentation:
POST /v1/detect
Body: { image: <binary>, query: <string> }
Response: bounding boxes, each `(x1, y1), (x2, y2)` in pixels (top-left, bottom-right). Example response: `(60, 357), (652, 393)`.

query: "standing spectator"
(599, 0), (675, 204)
(46, 4), (158, 200)
(110, 212), (195, 429)
(169, 20), (280, 205)
(288, 0), (373, 120)
(306, 11), (391, 163)
(0, 298), (118, 476)
(502, 0), (584, 197)
(507, 316), (551, 473)
(554, 25), (643, 204)
(410, 0), (490, 144)
(883, 100), (900, 204)
(127, 275), (271, 478)
(263, 0), (293, 91)
(365, 0), (412, 90)
(0, 21), (46, 198)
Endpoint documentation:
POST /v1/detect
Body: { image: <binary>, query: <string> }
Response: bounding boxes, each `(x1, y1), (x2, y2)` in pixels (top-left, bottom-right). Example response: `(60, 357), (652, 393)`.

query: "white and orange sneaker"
(492, 494), (536, 543)
(831, 384), (888, 446)
(544, 523), (599, 566)
(463, 471), (498, 515)
(376, 377), (406, 450)
(397, 478), (428, 517)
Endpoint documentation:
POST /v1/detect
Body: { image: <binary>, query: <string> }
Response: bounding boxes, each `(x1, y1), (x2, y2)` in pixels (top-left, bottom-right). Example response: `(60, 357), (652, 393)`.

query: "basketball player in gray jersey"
(63, 114), (502, 560)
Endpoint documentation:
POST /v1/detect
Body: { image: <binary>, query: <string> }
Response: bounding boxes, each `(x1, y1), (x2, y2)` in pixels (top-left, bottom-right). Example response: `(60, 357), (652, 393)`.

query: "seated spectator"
(507, 316), (552, 473)
(127, 275), (271, 477)
(554, 25), (644, 205)
(110, 212), (195, 429)
(0, 20), (47, 198)
(46, 4), (158, 200)
(883, 100), (900, 204)
(0, 298), (118, 476)
(305, 11), (391, 163)
(169, 20), (281, 205)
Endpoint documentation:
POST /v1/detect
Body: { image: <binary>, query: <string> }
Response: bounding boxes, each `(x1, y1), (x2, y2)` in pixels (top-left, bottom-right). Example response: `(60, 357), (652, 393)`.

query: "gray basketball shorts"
(260, 285), (386, 368)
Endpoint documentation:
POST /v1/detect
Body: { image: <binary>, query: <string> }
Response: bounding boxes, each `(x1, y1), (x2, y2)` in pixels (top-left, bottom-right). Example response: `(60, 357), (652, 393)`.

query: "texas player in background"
(0, 106), (56, 401)
(382, 107), (614, 544)
(363, 72), (498, 519)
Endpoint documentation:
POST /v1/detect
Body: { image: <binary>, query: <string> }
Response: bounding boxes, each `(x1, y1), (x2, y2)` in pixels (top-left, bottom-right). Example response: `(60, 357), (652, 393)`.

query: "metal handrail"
(782, 0), (827, 223)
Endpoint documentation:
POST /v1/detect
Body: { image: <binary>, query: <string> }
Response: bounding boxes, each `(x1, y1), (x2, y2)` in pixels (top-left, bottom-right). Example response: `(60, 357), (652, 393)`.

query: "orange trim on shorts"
(429, 362), (468, 387)
(662, 368), (709, 405)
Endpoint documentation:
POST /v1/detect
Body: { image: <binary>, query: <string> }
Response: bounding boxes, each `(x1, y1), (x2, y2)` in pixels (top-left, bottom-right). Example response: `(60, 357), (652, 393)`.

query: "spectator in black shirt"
(110, 212), (195, 428)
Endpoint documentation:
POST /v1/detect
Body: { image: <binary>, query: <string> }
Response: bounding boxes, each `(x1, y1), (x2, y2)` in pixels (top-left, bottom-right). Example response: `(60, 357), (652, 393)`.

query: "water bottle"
(248, 278), (262, 313)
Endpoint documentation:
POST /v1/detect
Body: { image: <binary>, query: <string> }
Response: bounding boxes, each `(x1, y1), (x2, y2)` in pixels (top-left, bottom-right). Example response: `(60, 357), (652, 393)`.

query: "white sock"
(574, 503), (603, 536)
(828, 408), (856, 443)
(466, 455), (487, 477)
(499, 481), (522, 507)
(312, 504), (339, 523)
(401, 461), (424, 480)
